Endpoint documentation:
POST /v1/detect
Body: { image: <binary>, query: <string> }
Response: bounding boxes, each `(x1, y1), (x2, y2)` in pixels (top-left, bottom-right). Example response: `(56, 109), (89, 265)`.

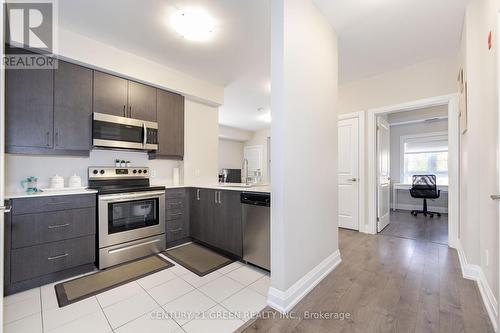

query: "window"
(401, 133), (448, 184)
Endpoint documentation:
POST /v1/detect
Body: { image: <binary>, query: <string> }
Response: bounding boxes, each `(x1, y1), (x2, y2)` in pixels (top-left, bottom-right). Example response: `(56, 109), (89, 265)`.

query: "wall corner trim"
(267, 250), (342, 314)
(456, 241), (498, 332)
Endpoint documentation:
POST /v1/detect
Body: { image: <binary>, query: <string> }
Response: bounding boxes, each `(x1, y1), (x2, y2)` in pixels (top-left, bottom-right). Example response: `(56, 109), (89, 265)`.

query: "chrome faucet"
(242, 158), (249, 185)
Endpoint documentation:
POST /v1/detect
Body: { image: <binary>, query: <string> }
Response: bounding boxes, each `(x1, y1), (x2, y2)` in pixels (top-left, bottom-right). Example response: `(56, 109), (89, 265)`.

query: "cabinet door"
(156, 89), (184, 158)
(190, 188), (215, 244)
(93, 71), (128, 117)
(54, 61), (92, 151)
(6, 65), (53, 149)
(215, 191), (243, 256)
(128, 81), (157, 122)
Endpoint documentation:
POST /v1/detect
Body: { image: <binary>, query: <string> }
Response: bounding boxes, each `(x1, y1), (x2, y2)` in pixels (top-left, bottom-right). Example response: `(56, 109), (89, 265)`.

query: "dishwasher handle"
(241, 192), (270, 207)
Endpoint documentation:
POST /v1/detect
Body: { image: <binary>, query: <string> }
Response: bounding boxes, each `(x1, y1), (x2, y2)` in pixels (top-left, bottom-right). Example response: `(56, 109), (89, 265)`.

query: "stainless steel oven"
(93, 112), (158, 151)
(89, 167), (166, 269)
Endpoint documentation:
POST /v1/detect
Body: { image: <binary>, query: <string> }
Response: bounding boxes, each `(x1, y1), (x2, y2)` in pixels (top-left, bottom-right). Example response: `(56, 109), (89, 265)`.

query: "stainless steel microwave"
(93, 113), (158, 151)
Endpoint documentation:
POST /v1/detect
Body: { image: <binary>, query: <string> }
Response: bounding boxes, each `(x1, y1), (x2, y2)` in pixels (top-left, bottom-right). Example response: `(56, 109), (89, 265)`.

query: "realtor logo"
(3, 0), (58, 69)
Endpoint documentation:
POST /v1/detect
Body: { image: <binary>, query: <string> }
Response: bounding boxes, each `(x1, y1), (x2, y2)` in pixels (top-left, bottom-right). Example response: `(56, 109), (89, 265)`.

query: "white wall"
(58, 29), (223, 106)
(5, 151), (180, 193)
(218, 139), (244, 170)
(183, 99), (219, 185)
(339, 56), (458, 114)
(389, 119), (448, 211)
(270, 0), (338, 309)
(218, 125), (253, 142)
(244, 128), (271, 183)
(458, 0), (499, 308)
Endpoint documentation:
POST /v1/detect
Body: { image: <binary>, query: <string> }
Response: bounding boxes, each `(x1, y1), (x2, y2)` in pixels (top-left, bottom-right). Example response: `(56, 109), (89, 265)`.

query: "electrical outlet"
(486, 250), (489, 267)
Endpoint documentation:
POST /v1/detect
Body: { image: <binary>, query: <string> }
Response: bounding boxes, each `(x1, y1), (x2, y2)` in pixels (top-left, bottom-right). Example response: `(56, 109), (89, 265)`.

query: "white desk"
(392, 183), (448, 211)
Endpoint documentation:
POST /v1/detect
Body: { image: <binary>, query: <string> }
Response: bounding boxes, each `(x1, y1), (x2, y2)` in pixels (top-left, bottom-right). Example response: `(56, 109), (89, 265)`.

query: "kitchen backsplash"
(5, 149), (182, 193)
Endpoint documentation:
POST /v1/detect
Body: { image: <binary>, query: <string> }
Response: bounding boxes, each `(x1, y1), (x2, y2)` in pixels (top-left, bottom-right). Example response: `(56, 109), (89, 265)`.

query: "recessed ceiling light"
(170, 8), (216, 42)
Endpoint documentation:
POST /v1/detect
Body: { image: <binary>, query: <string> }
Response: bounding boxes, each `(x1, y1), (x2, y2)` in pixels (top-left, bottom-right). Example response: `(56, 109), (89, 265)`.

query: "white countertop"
(5, 183), (270, 199)
(5, 188), (98, 199)
(160, 184), (271, 193)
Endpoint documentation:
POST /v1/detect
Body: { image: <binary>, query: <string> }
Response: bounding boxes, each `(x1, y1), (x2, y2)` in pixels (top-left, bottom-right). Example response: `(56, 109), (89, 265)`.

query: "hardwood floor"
(242, 229), (493, 333)
(380, 210), (448, 245)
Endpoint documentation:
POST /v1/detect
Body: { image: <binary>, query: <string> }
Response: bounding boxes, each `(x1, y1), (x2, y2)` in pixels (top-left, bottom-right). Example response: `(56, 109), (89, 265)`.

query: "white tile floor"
(3, 254), (270, 333)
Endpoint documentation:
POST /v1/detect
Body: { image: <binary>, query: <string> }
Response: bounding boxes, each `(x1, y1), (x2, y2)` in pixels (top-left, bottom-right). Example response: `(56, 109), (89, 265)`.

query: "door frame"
(366, 94), (460, 248)
(338, 111), (365, 232)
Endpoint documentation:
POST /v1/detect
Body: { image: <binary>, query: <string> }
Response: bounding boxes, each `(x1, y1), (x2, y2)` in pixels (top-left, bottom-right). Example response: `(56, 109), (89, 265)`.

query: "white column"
(268, 0), (341, 313)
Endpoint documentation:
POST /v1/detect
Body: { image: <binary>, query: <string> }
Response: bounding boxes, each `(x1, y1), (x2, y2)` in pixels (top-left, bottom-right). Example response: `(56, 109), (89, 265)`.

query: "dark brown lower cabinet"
(4, 194), (97, 295)
(190, 188), (242, 257)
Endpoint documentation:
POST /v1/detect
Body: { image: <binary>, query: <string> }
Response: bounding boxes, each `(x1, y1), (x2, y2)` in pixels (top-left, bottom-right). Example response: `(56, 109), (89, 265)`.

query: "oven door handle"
(99, 190), (165, 203)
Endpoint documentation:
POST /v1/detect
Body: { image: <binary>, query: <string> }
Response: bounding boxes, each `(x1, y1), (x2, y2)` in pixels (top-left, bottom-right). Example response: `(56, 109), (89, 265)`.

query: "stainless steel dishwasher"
(241, 192), (270, 271)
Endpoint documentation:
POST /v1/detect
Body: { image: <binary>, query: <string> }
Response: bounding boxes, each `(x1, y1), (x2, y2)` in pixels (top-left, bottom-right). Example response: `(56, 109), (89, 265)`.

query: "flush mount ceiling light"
(170, 8), (216, 42)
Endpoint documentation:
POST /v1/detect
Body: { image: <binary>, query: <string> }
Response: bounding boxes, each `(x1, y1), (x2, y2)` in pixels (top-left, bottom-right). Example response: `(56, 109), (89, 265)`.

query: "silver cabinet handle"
(214, 191), (218, 203)
(46, 131), (50, 146)
(491, 195), (500, 200)
(143, 122), (147, 148)
(196, 189), (200, 200)
(48, 223), (70, 229)
(0, 205), (11, 213)
(48, 253), (69, 260)
(218, 191), (222, 204)
(123, 105), (126, 117)
(348, 178), (357, 182)
(169, 228), (182, 232)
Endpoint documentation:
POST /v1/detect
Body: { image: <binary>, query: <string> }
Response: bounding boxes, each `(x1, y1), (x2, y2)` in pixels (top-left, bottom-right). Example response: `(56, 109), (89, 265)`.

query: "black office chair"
(409, 175), (441, 218)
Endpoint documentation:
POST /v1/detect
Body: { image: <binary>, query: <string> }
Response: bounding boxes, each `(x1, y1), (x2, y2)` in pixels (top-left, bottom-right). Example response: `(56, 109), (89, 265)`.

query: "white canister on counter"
(49, 174), (64, 189)
(173, 168), (180, 186)
(68, 174), (82, 188)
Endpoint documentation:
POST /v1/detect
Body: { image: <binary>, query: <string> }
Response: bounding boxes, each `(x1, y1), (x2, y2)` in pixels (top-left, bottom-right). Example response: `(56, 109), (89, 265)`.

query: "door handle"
(348, 178), (357, 182)
(491, 195), (500, 200)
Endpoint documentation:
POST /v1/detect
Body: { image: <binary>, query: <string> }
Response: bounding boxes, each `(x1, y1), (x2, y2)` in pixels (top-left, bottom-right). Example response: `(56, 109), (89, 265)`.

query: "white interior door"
(337, 118), (359, 230)
(377, 117), (391, 232)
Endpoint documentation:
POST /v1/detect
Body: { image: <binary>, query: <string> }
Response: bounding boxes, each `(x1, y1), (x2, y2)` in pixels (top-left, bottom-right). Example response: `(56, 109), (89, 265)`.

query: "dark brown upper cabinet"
(154, 89), (185, 159)
(93, 72), (157, 122)
(93, 71), (128, 118)
(6, 62), (54, 150)
(128, 81), (157, 122)
(54, 61), (93, 152)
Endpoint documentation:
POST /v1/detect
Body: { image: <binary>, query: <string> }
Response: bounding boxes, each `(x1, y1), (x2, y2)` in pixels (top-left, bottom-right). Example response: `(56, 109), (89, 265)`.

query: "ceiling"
(58, 0), (271, 131)
(314, 0), (472, 83)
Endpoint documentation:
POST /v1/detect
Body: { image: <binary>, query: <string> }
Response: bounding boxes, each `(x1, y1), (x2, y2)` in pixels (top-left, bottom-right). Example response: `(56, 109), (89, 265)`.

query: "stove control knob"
(133, 169), (137, 174)
(138, 170), (142, 174)
(143, 169), (148, 174)
(100, 170), (105, 175)
(92, 169), (98, 175)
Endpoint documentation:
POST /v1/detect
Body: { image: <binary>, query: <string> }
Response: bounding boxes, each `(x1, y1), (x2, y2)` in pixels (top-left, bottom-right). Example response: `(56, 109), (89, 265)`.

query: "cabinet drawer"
(11, 235), (95, 283)
(166, 198), (185, 210)
(166, 208), (184, 221)
(11, 207), (96, 249)
(166, 188), (186, 199)
(11, 194), (96, 215)
(166, 219), (188, 242)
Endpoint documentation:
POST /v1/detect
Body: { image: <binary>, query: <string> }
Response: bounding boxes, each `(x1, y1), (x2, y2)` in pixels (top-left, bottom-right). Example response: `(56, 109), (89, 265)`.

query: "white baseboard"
(267, 250), (342, 313)
(456, 241), (498, 331)
(391, 203), (448, 214)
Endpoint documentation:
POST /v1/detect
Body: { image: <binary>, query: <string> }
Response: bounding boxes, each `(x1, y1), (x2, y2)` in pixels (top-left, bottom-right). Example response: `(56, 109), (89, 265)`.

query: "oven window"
(94, 120), (143, 143)
(108, 198), (159, 234)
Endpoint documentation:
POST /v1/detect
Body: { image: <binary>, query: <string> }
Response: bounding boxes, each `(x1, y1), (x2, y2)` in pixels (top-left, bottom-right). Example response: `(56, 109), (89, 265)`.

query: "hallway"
(242, 229), (493, 333)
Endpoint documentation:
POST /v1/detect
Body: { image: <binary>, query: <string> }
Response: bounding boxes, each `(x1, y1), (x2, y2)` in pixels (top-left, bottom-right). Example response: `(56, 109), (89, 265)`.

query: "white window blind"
(402, 134), (448, 184)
